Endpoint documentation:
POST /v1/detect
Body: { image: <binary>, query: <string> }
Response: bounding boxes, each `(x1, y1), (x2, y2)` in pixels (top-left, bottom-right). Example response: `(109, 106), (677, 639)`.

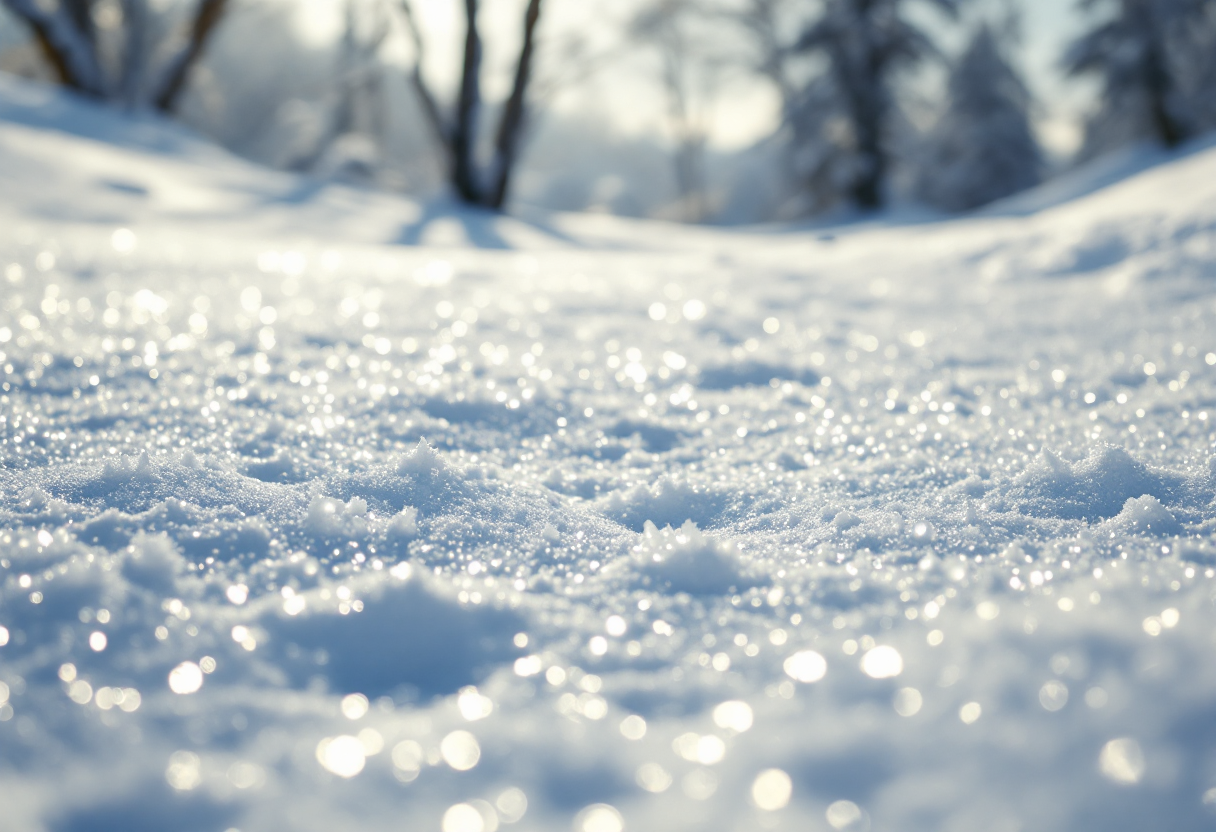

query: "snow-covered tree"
(1, 0), (228, 112)
(1065, 0), (1212, 155)
(916, 24), (1042, 212)
(792, 0), (961, 212)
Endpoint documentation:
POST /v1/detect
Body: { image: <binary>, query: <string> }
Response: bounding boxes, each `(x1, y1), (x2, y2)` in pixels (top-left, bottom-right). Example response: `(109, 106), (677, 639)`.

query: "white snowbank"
(1, 74), (1216, 832)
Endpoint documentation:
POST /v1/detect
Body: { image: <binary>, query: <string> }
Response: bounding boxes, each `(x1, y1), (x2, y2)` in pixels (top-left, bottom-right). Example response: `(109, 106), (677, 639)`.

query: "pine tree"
(793, 0), (961, 211)
(917, 25), (1042, 212)
(1065, 0), (1211, 156)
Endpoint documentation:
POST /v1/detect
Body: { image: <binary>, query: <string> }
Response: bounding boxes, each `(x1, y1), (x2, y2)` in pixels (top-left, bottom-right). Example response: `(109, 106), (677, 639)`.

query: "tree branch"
(2, 0), (106, 95)
(487, 0), (541, 209)
(154, 0), (229, 113)
(396, 0), (450, 150)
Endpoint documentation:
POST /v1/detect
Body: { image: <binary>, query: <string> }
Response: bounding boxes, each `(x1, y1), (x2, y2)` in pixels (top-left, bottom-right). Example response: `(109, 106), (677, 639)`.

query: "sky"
(333, 0), (1097, 157)
(1017, 0), (1094, 155)
(0, 0), (1096, 157)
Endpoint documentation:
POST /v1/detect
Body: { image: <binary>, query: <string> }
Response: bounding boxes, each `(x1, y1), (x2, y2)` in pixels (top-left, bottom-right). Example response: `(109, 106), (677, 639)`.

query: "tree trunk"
(154, 0), (229, 113)
(120, 0), (149, 107)
(332, 0), (361, 139)
(2, 0), (106, 95)
(396, 0), (542, 210)
(487, 0), (542, 210)
(851, 96), (885, 210)
(450, 0), (484, 203)
(1142, 40), (1184, 147)
(31, 25), (78, 88)
(850, 8), (886, 211)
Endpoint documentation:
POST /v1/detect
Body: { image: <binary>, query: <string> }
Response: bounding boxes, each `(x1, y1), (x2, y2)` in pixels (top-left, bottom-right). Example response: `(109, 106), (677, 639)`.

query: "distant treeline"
(2, 0), (1215, 221)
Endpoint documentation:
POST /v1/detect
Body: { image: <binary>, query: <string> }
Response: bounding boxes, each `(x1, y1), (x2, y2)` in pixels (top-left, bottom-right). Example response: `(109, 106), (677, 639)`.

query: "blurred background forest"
(1, 0), (1215, 223)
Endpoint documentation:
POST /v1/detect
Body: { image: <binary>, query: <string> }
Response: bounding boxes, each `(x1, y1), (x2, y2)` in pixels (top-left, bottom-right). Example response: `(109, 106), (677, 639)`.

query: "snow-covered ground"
(2, 74), (1216, 832)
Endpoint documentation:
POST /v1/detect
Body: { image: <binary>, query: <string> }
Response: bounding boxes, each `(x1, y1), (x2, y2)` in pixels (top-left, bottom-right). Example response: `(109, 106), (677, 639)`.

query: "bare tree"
(1, 0), (230, 112)
(281, 0), (392, 174)
(3, 0), (107, 94)
(154, 0), (229, 112)
(396, 0), (543, 210)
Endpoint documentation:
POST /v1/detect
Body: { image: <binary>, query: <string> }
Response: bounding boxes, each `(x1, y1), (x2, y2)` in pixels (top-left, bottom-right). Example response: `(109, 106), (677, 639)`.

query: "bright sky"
(0, 0), (1095, 157)
(291, 0), (1095, 156)
(1018, 0), (1094, 155)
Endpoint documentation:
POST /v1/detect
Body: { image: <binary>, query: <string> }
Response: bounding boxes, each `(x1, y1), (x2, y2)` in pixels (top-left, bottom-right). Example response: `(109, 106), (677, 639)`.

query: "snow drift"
(2, 76), (1216, 832)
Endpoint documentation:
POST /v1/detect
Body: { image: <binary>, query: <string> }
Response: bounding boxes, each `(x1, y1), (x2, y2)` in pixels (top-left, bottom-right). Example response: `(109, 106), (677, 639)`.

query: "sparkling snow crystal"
(2, 75), (1216, 832)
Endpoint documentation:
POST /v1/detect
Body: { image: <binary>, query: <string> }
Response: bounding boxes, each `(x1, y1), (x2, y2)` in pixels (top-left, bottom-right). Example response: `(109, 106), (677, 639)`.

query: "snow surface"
(3, 76), (1216, 832)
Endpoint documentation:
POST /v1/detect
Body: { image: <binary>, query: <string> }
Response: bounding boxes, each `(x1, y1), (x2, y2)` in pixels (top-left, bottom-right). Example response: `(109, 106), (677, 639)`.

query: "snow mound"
(120, 530), (191, 593)
(394, 438), (449, 479)
(326, 440), (471, 517)
(1003, 445), (1184, 521)
(986, 135), (1216, 217)
(628, 520), (754, 595)
(0, 529), (205, 691)
(9, 450), (285, 517)
(1099, 495), (1183, 537)
(304, 494), (373, 538)
(5, 73), (1216, 832)
(253, 569), (525, 699)
(600, 477), (729, 532)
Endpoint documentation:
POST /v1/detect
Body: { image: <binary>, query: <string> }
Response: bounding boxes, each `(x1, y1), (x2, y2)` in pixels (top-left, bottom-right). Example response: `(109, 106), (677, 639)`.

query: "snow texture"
(3, 76), (1216, 832)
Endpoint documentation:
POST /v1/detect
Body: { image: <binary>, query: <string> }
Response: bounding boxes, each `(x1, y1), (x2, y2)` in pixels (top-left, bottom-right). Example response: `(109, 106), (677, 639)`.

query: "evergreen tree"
(1065, 0), (1211, 156)
(793, 0), (961, 211)
(917, 25), (1042, 212)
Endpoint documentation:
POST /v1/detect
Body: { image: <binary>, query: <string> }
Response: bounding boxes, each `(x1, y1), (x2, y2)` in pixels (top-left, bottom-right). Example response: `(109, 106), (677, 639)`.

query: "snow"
(627, 519), (754, 596)
(2, 76), (1216, 832)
